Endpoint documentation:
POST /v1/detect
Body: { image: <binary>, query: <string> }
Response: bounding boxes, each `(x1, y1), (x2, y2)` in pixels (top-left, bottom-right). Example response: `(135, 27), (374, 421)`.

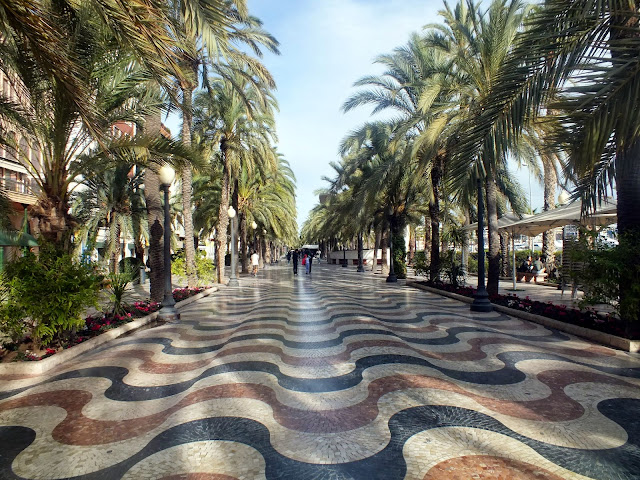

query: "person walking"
(292, 249), (299, 275)
(303, 253), (309, 274)
(251, 250), (259, 276)
(286, 250), (291, 264)
(308, 252), (314, 273)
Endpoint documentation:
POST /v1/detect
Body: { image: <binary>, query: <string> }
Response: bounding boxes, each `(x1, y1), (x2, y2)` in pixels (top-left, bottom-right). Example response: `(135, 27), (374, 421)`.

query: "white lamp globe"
(557, 190), (569, 205)
(159, 165), (175, 186)
(252, 221), (257, 229)
(227, 205), (236, 218)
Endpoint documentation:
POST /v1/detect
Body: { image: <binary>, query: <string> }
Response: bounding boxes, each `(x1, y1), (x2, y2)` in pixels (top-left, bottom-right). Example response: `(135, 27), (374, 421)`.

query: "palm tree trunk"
(215, 164), (230, 284)
(429, 200), (440, 281)
(373, 230), (381, 271)
(500, 231), (508, 277)
(408, 225), (416, 264)
(616, 136), (640, 327)
(462, 208), (470, 274)
(380, 230), (389, 275)
(240, 213), (248, 273)
(143, 112), (165, 302)
(542, 155), (557, 269)
(424, 214), (431, 263)
(486, 173), (500, 296)
(181, 84), (197, 287)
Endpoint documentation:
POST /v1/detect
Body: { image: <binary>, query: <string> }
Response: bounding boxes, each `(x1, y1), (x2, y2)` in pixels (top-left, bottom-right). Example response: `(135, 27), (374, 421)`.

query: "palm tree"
(431, 0), (529, 295)
(73, 163), (146, 273)
(193, 71), (277, 283)
(0, 4), (157, 250)
(167, 0), (279, 286)
(0, 0), (185, 138)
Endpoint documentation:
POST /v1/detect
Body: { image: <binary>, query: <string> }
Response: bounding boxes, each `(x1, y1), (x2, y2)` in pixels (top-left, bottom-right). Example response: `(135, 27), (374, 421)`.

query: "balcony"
(0, 178), (40, 205)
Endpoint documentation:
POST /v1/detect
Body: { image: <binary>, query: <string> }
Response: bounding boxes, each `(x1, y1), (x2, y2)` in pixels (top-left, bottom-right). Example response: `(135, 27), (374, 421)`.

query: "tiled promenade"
(1, 263), (639, 479)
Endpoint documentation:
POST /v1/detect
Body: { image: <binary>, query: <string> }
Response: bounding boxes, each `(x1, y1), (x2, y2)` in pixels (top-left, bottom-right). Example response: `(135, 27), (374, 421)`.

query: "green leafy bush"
(107, 268), (134, 316)
(0, 244), (101, 347)
(413, 251), (429, 276)
(172, 250), (216, 284)
(392, 232), (407, 279)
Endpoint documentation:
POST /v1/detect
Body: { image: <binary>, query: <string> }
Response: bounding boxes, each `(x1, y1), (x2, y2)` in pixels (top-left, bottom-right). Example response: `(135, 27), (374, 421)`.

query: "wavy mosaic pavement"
(1, 264), (640, 479)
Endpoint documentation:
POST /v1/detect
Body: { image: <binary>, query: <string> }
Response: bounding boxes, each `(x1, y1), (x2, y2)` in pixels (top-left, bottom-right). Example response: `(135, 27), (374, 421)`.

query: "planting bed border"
(408, 281), (640, 353)
(0, 287), (218, 376)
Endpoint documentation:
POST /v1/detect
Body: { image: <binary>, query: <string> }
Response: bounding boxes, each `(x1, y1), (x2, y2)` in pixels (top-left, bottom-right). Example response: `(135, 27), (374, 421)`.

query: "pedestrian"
(251, 250), (259, 276)
(292, 249), (299, 275)
(308, 252), (313, 273)
(303, 253), (309, 274)
(287, 250), (291, 264)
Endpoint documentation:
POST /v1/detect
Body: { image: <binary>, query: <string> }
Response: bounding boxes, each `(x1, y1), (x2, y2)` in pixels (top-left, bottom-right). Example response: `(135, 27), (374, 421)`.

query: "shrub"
(0, 244), (101, 348)
(392, 232), (407, 279)
(413, 251), (428, 276)
(107, 268), (134, 316)
(172, 250), (215, 284)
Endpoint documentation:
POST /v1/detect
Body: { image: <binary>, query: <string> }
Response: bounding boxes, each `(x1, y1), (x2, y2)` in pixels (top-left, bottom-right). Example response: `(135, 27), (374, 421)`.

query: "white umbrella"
(498, 199), (617, 237)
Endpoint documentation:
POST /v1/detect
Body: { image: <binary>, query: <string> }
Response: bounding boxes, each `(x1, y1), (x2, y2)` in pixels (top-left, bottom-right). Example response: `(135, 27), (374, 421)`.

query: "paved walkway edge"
(408, 281), (639, 353)
(0, 287), (219, 376)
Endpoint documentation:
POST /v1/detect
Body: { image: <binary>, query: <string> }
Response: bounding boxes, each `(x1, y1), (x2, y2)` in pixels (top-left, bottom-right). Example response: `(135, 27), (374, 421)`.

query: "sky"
(168, 0), (546, 230)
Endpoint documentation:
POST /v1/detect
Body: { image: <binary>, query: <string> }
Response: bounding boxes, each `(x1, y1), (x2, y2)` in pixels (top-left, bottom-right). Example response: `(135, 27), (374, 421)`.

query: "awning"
(0, 230), (38, 247)
(462, 212), (530, 232)
(498, 199), (617, 236)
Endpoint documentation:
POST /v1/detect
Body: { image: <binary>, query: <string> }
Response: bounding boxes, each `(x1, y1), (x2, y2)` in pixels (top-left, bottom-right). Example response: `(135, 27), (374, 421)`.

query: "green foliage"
(444, 263), (466, 288)
(413, 251), (429, 276)
(569, 231), (640, 323)
(119, 257), (143, 281)
(172, 250), (216, 284)
(107, 269), (134, 316)
(0, 244), (101, 347)
(392, 231), (407, 279)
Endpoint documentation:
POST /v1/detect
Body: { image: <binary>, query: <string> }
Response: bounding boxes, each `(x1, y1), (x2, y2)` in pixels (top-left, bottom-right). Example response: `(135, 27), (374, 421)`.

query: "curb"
(407, 281), (640, 353)
(0, 287), (218, 376)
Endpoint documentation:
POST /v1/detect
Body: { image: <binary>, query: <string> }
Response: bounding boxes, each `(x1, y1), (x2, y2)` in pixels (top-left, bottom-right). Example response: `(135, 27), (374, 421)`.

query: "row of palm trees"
(303, 0), (639, 326)
(0, 0), (297, 301)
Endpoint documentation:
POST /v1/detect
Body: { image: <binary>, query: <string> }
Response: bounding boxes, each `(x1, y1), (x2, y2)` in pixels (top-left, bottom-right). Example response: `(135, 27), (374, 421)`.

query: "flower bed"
(419, 281), (639, 340)
(1, 286), (210, 362)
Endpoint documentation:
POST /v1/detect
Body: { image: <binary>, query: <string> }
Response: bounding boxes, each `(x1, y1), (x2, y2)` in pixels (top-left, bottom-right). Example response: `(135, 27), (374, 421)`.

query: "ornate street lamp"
(252, 221), (258, 252)
(342, 244), (347, 267)
(227, 205), (239, 287)
(158, 165), (179, 322)
(470, 178), (493, 312)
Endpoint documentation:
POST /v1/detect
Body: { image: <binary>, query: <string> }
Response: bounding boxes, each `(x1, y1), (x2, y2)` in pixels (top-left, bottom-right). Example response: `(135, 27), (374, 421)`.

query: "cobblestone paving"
(1, 264), (640, 479)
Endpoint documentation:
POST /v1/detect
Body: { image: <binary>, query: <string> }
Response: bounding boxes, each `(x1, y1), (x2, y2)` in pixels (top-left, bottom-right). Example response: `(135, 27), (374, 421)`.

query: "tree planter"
(0, 287), (218, 376)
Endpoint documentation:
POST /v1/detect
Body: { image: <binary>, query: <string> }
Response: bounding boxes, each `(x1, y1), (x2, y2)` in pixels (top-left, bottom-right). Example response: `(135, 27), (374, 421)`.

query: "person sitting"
(518, 256), (533, 273)
(533, 256), (545, 274)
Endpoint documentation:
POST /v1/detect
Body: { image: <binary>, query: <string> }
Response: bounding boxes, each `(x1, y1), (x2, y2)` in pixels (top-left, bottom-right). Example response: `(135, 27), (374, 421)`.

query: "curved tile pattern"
(0, 264), (639, 479)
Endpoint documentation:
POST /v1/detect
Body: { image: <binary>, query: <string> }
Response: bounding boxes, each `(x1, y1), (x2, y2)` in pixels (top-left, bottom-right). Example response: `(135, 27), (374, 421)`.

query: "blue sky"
(169, 0), (546, 230)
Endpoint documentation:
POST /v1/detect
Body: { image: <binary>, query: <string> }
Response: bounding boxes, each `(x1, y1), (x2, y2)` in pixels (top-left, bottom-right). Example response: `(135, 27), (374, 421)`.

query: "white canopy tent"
(462, 200), (617, 290)
(497, 199), (617, 237)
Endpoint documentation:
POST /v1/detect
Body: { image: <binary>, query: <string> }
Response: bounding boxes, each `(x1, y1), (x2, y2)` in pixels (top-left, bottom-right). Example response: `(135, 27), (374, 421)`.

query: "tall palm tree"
(432, 0), (529, 295)
(167, 0), (279, 286)
(0, 4), (156, 249)
(193, 71), (277, 283)
(0, 0), (184, 138)
(73, 163), (146, 273)
(454, 0), (640, 324)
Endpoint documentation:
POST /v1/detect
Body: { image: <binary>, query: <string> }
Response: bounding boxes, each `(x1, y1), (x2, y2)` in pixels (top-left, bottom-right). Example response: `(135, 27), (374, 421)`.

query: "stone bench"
(517, 272), (548, 283)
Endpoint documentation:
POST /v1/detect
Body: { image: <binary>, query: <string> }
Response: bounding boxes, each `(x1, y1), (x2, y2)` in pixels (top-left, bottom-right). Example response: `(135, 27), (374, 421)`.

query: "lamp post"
(386, 207), (397, 283)
(470, 178), (493, 312)
(158, 165), (179, 322)
(227, 206), (239, 286)
(357, 233), (364, 272)
(251, 221), (258, 252)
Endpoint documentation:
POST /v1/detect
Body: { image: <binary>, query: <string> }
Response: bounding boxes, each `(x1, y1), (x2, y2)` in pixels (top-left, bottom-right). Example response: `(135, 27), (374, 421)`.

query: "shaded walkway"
(0, 263), (639, 479)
